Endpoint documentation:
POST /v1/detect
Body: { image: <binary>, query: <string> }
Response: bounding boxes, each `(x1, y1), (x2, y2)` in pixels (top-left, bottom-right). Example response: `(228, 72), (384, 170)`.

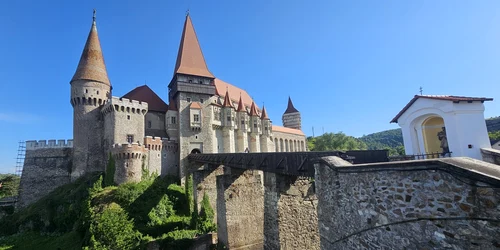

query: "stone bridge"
(188, 153), (500, 250)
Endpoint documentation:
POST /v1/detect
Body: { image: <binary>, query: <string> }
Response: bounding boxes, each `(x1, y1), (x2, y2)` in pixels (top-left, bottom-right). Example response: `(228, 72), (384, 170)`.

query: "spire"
(71, 9), (110, 85)
(236, 93), (245, 112)
(222, 88), (232, 107)
(174, 15), (215, 78)
(284, 96), (299, 114)
(261, 105), (269, 120)
(249, 101), (258, 116)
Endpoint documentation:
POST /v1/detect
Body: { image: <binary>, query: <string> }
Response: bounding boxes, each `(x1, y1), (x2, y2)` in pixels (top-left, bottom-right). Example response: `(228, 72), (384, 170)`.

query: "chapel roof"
(173, 14), (215, 78)
(190, 101), (202, 109)
(71, 11), (110, 85)
(122, 85), (168, 112)
(390, 95), (494, 123)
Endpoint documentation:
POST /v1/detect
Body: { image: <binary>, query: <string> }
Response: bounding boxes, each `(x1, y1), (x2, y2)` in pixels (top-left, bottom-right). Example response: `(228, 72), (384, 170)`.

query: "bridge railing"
(188, 151), (351, 177)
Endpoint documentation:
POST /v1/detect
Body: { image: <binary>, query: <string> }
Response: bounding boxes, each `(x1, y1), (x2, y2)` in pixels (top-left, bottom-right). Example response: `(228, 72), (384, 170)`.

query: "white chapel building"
(391, 95), (493, 160)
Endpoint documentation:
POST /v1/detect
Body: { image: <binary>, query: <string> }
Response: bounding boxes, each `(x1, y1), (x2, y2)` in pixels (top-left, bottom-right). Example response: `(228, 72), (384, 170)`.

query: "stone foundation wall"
(216, 169), (264, 249)
(193, 165), (224, 224)
(315, 157), (500, 249)
(264, 173), (319, 250)
(18, 148), (72, 208)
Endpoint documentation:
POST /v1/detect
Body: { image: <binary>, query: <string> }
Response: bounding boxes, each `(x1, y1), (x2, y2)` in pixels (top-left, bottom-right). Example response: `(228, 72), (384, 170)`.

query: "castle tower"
(260, 105), (272, 152)
(168, 13), (216, 182)
(282, 96), (301, 130)
(222, 89), (235, 153)
(236, 95), (249, 152)
(70, 11), (111, 179)
(111, 143), (148, 184)
(249, 101), (261, 152)
(166, 97), (179, 141)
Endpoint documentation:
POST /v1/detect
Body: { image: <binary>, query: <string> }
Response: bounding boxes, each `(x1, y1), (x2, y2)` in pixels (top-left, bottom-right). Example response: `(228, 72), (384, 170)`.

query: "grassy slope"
(0, 232), (81, 250)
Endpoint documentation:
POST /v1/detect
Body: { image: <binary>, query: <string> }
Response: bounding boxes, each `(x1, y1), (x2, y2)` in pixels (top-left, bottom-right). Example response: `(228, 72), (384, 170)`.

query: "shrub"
(104, 153), (115, 187)
(196, 193), (216, 234)
(87, 203), (142, 250)
(158, 229), (197, 250)
(147, 194), (175, 226)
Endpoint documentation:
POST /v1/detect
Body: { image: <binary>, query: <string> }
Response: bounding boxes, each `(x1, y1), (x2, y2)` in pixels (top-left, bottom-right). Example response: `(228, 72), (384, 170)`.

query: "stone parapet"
(111, 143), (148, 184)
(26, 139), (73, 150)
(101, 96), (148, 115)
(144, 136), (165, 151)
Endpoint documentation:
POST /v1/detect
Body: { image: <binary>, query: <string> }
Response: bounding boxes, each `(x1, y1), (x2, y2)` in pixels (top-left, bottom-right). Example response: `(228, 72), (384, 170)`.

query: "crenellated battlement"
(101, 96), (148, 115)
(111, 143), (148, 159)
(26, 139), (73, 150)
(144, 136), (166, 151)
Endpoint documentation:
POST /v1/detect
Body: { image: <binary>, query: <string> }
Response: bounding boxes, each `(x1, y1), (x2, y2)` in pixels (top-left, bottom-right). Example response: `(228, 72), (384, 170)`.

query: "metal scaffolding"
(15, 141), (26, 177)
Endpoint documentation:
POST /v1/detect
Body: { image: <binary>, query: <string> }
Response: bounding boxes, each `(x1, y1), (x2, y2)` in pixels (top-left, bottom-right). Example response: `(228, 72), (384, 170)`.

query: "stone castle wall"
(315, 157), (500, 249)
(272, 131), (307, 152)
(112, 143), (147, 184)
(18, 146), (73, 208)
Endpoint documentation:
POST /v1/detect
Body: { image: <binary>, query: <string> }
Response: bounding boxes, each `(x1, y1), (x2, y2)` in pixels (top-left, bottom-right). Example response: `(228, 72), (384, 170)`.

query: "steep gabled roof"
(174, 14), (214, 78)
(222, 89), (233, 107)
(236, 95), (245, 112)
(284, 97), (299, 114)
(122, 85), (168, 112)
(214, 78), (258, 112)
(249, 101), (258, 116)
(261, 106), (269, 120)
(190, 102), (202, 109)
(391, 95), (494, 123)
(71, 12), (110, 85)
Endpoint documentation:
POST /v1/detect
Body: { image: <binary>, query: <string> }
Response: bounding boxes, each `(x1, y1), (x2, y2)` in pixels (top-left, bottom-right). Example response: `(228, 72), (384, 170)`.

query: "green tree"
(196, 193), (216, 234)
(0, 174), (20, 199)
(311, 132), (367, 151)
(104, 153), (115, 187)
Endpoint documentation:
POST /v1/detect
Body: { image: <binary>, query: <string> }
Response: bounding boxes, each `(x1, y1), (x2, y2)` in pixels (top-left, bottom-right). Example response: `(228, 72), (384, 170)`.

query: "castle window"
(200, 99), (204, 103)
(127, 135), (134, 143)
(127, 115), (130, 120)
(148, 121), (152, 128)
(187, 97), (191, 102)
(265, 126), (268, 131)
(85, 89), (88, 94)
(97, 90), (99, 95)
(254, 121), (257, 128)
(194, 114), (200, 122)
(227, 116), (231, 122)
(189, 80), (193, 83)
(171, 117), (176, 124)
(199, 80), (203, 84)
(241, 120), (245, 125)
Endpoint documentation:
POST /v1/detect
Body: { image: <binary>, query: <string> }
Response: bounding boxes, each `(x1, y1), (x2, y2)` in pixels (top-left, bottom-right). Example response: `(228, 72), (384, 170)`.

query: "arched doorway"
(421, 116), (448, 157)
(191, 148), (201, 154)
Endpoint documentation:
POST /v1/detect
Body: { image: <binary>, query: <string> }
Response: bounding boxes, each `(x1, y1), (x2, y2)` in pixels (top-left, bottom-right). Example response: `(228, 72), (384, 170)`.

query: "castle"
(20, 11), (306, 203)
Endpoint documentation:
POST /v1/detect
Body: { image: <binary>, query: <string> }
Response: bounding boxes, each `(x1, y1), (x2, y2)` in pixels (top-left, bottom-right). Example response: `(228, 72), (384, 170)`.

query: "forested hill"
(358, 116), (500, 150)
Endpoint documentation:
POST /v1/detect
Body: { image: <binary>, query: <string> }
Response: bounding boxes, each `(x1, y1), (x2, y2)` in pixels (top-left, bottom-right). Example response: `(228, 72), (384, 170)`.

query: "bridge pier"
(192, 164), (224, 224)
(216, 169), (264, 249)
(263, 173), (320, 249)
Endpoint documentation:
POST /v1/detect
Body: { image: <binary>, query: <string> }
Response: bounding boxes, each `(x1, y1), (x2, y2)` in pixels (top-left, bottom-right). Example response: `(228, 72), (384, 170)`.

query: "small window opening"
(171, 117), (176, 124)
(85, 89), (88, 94)
(148, 121), (152, 128)
(200, 99), (204, 103)
(187, 97), (191, 102)
(127, 115), (131, 120)
(97, 90), (99, 95)
(189, 80), (193, 83)
(126, 135), (134, 143)
(194, 114), (200, 122)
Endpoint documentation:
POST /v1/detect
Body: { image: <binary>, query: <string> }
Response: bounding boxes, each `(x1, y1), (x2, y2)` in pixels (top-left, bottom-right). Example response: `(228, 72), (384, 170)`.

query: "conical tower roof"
(284, 96), (299, 114)
(249, 101), (258, 116)
(174, 14), (215, 78)
(222, 89), (233, 107)
(261, 105), (269, 120)
(236, 94), (245, 112)
(71, 10), (110, 85)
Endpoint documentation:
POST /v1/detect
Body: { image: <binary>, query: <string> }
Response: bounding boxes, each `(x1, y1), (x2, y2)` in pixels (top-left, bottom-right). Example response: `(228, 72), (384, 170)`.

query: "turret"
(248, 101), (261, 152)
(261, 105), (272, 137)
(282, 96), (301, 130)
(111, 143), (147, 184)
(70, 10), (111, 179)
(235, 94), (249, 152)
(222, 89), (235, 128)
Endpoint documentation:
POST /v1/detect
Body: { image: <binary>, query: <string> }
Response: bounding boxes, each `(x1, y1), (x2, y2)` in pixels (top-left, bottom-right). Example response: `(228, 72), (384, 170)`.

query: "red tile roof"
(236, 95), (245, 112)
(190, 102), (202, 109)
(71, 18), (110, 85)
(261, 106), (269, 120)
(222, 89), (233, 107)
(122, 85), (168, 112)
(284, 97), (299, 114)
(214, 78), (258, 112)
(249, 101), (258, 116)
(390, 95), (493, 123)
(272, 125), (305, 136)
(174, 15), (215, 78)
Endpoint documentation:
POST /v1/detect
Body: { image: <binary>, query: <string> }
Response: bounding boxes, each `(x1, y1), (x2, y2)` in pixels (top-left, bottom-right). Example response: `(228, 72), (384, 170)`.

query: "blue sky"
(1, 0), (500, 173)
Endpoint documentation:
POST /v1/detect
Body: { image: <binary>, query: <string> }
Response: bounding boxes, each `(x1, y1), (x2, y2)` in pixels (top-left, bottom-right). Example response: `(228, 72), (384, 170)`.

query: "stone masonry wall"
(264, 173), (319, 250)
(315, 157), (500, 250)
(18, 148), (72, 208)
(216, 169), (264, 249)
